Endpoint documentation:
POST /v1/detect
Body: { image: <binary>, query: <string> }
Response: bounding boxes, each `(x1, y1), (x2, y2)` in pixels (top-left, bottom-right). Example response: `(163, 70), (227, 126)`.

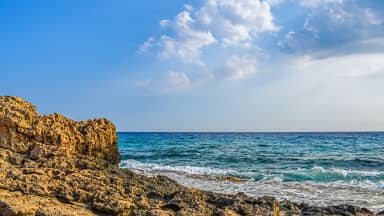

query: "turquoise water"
(118, 132), (384, 211)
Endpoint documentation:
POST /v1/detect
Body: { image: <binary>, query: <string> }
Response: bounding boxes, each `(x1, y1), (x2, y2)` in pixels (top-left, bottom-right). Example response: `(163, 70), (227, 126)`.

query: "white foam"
(311, 165), (383, 177)
(119, 160), (384, 212)
(169, 173), (384, 212)
(120, 159), (235, 176)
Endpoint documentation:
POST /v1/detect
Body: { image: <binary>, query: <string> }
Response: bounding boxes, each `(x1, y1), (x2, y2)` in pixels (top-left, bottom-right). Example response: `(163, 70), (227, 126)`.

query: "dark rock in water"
(0, 96), (375, 215)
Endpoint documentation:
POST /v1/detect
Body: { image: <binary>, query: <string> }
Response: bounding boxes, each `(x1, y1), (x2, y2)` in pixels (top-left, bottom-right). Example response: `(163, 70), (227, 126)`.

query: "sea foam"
(120, 159), (235, 176)
(118, 132), (384, 212)
(119, 159), (384, 212)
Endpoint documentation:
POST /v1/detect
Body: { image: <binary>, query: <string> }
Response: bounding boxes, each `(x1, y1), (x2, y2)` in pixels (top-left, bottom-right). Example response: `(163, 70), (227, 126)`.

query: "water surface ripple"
(118, 132), (384, 212)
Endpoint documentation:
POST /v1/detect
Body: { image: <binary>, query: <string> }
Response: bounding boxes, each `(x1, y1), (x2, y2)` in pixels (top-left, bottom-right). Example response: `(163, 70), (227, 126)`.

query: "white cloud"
(137, 0), (384, 94)
(364, 9), (382, 25)
(141, 0), (277, 65)
(136, 0), (279, 89)
(158, 35), (176, 58)
(157, 10), (217, 65)
(137, 37), (155, 54)
(300, 0), (381, 27)
(292, 53), (384, 79)
(303, 14), (318, 38)
(197, 0), (278, 46)
(236, 52), (384, 131)
(267, 0), (284, 6)
(225, 55), (257, 79)
(184, 4), (193, 11)
(159, 19), (170, 27)
(167, 71), (191, 89)
(298, 0), (344, 8)
(277, 30), (298, 51)
(276, 0), (384, 55)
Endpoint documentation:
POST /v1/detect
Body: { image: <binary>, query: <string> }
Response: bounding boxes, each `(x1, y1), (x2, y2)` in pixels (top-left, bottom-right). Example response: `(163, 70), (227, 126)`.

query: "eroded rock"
(0, 96), (375, 216)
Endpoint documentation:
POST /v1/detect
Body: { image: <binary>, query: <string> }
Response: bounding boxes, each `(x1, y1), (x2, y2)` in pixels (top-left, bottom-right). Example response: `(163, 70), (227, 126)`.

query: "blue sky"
(1, 0), (384, 131)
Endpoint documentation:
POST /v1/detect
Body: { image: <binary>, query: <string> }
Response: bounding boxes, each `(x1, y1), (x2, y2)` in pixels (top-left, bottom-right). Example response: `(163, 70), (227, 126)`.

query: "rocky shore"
(0, 96), (375, 216)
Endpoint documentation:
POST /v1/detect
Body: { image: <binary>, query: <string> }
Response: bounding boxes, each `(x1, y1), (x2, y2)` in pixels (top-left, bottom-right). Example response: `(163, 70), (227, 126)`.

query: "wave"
(120, 160), (384, 185)
(280, 165), (384, 186)
(311, 165), (383, 177)
(119, 160), (384, 211)
(119, 159), (239, 177)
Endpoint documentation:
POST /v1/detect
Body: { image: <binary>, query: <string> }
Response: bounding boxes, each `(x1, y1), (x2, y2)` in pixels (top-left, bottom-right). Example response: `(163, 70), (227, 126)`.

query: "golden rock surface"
(0, 96), (374, 216)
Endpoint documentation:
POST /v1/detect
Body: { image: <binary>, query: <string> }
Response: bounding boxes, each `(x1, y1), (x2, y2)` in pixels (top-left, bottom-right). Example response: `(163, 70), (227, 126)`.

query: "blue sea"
(118, 132), (384, 212)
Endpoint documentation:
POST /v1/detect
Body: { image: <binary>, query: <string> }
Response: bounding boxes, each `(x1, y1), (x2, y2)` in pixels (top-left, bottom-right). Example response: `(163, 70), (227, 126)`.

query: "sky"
(1, 0), (384, 131)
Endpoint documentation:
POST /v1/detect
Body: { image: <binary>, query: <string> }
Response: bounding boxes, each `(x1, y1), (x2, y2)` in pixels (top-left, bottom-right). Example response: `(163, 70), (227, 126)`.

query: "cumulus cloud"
(124, 0), (384, 131)
(156, 10), (217, 65)
(196, 0), (278, 46)
(135, 0), (280, 90)
(136, 0), (384, 92)
(139, 0), (277, 65)
(278, 0), (384, 56)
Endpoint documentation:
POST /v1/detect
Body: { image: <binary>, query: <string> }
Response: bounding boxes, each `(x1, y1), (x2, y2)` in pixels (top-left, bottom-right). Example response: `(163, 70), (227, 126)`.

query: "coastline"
(119, 160), (384, 213)
(118, 132), (384, 213)
(0, 96), (376, 216)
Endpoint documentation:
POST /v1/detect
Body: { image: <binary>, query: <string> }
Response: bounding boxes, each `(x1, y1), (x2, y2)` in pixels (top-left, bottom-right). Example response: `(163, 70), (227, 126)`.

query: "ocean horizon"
(118, 132), (384, 212)
(118, 131), (384, 133)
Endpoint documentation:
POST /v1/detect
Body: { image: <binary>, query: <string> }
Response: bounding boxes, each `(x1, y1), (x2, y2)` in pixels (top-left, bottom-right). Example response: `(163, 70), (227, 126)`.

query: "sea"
(118, 132), (384, 212)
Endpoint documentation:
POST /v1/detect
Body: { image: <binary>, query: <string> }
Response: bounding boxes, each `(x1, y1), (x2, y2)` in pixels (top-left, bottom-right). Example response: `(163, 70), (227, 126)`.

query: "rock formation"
(0, 96), (375, 215)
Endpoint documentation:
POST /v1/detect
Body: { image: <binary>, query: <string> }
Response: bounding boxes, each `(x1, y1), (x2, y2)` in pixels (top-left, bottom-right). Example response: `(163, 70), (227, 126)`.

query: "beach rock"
(0, 96), (120, 168)
(0, 96), (375, 216)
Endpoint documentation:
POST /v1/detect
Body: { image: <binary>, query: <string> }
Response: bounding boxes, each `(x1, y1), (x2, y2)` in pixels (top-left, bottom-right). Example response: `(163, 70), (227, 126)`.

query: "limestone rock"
(0, 96), (375, 216)
(0, 96), (120, 168)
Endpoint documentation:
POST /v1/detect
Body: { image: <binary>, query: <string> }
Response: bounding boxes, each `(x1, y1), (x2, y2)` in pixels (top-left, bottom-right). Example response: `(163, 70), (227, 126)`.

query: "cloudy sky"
(1, 0), (384, 131)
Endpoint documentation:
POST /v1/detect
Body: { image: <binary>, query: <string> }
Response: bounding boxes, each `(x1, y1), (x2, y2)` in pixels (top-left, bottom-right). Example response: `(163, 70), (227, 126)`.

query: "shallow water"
(118, 132), (384, 212)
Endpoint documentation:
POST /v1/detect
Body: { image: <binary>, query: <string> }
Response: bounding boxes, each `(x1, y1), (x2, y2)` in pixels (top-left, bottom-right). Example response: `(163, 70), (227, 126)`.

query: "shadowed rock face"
(0, 96), (375, 216)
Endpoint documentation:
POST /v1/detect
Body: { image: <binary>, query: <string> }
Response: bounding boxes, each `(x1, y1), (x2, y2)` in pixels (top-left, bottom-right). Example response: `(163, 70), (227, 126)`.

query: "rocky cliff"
(0, 96), (375, 216)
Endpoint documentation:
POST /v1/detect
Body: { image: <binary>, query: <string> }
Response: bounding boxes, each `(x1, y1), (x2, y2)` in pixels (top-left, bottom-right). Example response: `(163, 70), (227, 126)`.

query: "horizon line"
(117, 130), (384, 133)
